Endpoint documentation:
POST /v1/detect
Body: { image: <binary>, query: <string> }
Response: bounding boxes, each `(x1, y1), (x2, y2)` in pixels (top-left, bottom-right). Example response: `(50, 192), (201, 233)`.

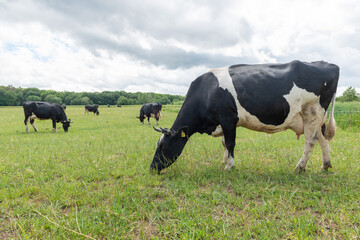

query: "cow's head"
(150, 126), (189, 173)
(62, 118), (71, 132)
(136, 116), (144, 123)
(96, 110), (99, 115)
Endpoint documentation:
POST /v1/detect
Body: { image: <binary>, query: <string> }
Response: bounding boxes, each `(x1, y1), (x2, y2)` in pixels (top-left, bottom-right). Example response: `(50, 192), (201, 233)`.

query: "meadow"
(0, 104), (359, 239)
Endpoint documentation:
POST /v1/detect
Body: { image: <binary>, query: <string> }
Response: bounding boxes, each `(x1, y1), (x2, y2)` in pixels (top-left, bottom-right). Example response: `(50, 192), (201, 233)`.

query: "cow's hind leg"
(295, 105), (324, 172)
(30, 119), (38, 132)
(318, 125), (332, 171)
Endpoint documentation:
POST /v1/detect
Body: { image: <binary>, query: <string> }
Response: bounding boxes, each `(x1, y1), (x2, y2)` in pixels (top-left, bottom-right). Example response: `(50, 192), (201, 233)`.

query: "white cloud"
(0, 0), (359, 95)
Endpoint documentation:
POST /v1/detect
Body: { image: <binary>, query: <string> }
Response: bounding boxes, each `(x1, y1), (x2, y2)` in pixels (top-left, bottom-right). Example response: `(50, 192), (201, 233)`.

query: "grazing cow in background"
(117, 105), (122, 108)
(137, 103), (162, 125)
(151, 60), (339, 174)
(85, 104), (99, 115)
(23, 101), (71, 132)
(107, 104), (110, 107)
(61, 105), (66, 110)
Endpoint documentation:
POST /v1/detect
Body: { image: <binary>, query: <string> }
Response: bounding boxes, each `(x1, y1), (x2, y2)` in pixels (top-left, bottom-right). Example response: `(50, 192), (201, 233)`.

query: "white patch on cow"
(211, 125), (223, 137)
(29, 114), (37, 120)
(324, 82), (327, 86)
(158, 133), (165, 146)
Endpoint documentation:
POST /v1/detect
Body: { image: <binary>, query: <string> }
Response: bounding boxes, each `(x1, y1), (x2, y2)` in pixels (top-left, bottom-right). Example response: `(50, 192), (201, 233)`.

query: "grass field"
(0, 104), (360, 239)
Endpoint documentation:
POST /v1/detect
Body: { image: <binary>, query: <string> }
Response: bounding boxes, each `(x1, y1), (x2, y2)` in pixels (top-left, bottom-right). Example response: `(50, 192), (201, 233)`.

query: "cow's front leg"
(52, 119), (57, 133)
(147, 117), (151, 125)
(221, 136), (228, 165)
(30, 119), (38, 132)
(24, 117), (29, 133)
(221, 122), (237, 171)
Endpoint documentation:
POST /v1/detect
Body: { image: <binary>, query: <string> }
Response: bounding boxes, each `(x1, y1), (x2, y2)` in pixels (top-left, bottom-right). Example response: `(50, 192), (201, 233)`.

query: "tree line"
(0, 85), (185, 106)
(1, 85), (359, 107)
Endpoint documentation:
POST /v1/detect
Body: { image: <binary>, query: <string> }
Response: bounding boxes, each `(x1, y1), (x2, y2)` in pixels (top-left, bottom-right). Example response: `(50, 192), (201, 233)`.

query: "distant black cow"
(107, 104), (110, 107)
(23, 101), (71, 132)
(137, 103), (162, 125)
(117, 105), (122, 108)
(85, 104), (99, 115)
(61, 105), (66, 110)
(151, 60), (339, 173)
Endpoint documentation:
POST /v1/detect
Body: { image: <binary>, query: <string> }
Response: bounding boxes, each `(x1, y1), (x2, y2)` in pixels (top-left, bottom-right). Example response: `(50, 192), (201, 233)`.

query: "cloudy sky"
(0, 0), (359, 95)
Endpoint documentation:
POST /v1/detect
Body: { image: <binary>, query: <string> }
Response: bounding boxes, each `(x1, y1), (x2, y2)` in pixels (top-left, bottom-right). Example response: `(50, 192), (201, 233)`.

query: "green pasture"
(0, 104), (359, 239)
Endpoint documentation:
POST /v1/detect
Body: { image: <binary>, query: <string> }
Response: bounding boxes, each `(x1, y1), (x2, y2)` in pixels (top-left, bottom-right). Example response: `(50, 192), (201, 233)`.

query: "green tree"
(26, 95), (42, 101)
(44, 94), (62, 104)
(0, 87), (17, 106)
(337, 87), (360, 102)
(157, 96), (171, 105)
(116, 96), (130, 105)
(23, 88), (41, 99)
(70, 96), (92, 105)
(63, 92), (78, 105)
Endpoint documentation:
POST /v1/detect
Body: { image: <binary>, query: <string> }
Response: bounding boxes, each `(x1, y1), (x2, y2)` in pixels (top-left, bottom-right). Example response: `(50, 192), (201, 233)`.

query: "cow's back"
(228, 60), (339, 126)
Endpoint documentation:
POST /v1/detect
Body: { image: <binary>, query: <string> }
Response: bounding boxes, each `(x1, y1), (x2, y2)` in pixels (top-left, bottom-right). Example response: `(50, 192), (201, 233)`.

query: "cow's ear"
(178, 126), (189, 138)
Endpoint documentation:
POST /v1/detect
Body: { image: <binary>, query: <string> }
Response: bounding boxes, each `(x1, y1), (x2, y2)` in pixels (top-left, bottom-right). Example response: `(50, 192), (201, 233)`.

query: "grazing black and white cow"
(151, 60), (339, 173)
(137, 103), (162, 125)
(23, 101), (71, 132)
(85, 104), (99, 115)
(117, 104), (122, 108)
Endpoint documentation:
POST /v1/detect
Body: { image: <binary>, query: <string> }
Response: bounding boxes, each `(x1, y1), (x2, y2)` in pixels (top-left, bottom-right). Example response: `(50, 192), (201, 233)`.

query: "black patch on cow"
(171, 72), (238, 135)
(229, 60), (339, 126)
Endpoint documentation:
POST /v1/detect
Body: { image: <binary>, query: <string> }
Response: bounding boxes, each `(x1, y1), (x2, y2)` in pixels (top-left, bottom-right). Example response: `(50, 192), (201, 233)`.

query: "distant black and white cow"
(137, 103), (162, 125)
(23, 101), (71, 132)
(85, 104), (99, 115)
(151, 60), (339, 173)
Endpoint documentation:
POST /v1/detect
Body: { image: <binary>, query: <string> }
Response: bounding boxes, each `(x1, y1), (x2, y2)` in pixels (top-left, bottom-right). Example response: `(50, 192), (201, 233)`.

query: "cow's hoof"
(322, 162), (332, 171)
(224, 165), (234, 171)
(294, 165), (306, 173)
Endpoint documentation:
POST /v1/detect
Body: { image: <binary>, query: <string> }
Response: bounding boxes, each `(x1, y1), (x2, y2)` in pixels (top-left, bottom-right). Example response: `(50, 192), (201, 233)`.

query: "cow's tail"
(324, 93), (336, 141)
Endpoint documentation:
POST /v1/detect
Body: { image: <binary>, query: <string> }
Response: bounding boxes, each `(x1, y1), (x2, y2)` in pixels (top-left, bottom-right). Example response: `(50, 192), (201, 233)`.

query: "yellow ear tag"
(181, 130), (186, 138)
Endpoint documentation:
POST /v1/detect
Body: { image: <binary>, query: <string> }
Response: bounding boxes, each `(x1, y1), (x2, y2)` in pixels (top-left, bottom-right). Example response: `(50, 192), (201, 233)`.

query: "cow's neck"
(171, 104), (215, 137)
(171, 105), (196, 136)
